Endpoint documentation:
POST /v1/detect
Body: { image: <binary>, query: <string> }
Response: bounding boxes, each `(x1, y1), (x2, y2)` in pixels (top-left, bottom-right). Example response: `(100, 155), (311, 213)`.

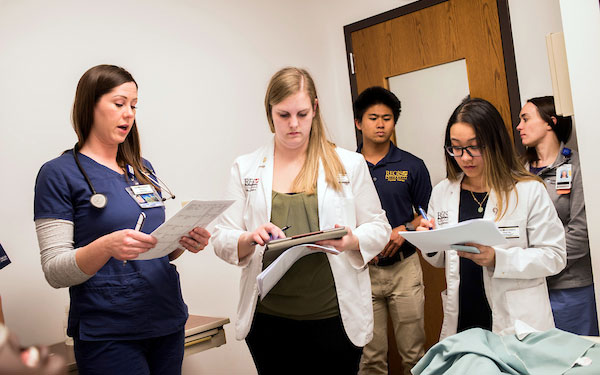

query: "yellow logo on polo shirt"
(385, 170), (408, 182)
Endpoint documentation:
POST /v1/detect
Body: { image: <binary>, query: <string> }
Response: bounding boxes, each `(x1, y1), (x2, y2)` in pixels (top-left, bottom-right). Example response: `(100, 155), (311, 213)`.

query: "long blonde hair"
(445, 98), (540, 220)
(265, 67), (345, 194)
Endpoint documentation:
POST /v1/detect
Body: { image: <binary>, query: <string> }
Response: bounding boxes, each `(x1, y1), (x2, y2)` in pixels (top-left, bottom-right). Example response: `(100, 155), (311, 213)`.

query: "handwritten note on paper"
(135, 200), (234, 260)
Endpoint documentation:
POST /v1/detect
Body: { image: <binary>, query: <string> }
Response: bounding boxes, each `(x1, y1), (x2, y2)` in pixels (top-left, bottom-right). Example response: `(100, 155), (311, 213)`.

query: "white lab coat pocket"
(505, 283), (554, 332)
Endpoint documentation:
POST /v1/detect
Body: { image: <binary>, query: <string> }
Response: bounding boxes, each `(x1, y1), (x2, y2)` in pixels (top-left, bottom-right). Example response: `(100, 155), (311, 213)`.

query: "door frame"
(344, 0), (523, 152)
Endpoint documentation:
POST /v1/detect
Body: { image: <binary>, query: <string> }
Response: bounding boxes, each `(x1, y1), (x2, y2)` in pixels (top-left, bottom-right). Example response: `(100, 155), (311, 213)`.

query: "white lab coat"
(423, 176), (566, 340)
(212, 139), (391, 346)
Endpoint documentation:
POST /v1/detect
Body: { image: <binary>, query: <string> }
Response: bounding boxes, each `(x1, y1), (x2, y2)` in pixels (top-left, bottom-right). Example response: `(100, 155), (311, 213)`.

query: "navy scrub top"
(34, 151), (188, 341)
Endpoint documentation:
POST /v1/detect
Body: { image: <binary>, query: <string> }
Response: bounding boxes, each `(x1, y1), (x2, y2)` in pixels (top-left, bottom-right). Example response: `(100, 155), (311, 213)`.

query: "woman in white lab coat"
(212, 67), (390, 374)
(419, 97), (566, 340)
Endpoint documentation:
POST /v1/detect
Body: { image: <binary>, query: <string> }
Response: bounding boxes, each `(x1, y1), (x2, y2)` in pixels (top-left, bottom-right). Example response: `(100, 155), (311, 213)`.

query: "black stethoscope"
(72, 143), (175, 209)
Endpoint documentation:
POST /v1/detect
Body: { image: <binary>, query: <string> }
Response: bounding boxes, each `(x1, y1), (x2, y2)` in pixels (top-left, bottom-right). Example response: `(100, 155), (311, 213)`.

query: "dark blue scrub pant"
(550, 284), (600, 336)
(73, 328), (185, 375)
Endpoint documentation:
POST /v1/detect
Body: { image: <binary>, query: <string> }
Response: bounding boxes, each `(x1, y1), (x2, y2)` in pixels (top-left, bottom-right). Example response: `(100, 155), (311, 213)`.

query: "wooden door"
(344, 0), (520, 372)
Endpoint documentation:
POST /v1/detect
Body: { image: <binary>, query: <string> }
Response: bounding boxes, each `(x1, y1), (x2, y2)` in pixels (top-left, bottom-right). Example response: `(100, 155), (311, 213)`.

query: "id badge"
(126, 184), (164, 208)
(498, 226), (520, 239)
(556, 164), (572, 191)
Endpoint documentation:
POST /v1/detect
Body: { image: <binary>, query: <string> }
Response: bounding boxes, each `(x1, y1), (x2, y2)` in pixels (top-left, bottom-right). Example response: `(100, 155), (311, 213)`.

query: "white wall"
(559, 0), (600, 327)
(509, 0), (564, 103)
(508, 0), (582, 150)
(0, 0), (575, 373)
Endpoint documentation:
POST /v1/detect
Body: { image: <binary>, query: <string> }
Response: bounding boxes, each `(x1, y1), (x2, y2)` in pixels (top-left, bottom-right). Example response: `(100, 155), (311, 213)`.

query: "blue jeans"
(73, 328), (185, 375)
(550, 284), (599, 336)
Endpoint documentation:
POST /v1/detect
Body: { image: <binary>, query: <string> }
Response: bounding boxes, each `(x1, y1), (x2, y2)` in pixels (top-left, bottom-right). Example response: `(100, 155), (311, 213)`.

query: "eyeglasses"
(445, 145), (483, 157)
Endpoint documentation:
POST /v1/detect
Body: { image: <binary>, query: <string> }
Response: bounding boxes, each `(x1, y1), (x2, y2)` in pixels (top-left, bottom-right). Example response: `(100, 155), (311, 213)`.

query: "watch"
(404, 222), (416, 231)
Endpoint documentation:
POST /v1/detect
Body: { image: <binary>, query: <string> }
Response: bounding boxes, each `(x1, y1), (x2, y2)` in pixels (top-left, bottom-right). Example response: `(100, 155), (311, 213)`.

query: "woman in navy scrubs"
(33, 64), (210, 375)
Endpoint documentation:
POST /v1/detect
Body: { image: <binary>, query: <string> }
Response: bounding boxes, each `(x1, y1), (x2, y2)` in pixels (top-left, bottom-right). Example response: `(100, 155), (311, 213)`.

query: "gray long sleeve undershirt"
(35, 218), (92, 288)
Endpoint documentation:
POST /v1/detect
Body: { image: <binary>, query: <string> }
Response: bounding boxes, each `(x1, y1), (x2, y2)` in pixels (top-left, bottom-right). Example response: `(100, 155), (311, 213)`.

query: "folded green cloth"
(413, 328), (598, 375)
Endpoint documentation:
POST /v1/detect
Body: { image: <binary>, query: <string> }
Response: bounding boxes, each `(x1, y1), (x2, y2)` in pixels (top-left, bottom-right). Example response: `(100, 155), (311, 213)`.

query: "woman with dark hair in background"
(419, 97), (566, 340)
(33, 64), (211, 374)
(517, 96), (598, 335)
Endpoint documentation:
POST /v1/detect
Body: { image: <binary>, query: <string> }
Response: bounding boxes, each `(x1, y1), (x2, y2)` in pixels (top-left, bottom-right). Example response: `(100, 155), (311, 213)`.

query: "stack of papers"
(399, 219), (508, 253)
(135, 200), (234, 260)
(257, 244), (340, 299)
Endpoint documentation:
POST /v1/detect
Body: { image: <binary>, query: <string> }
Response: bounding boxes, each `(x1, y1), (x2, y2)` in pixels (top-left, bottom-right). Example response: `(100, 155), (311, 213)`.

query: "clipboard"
(263, 227), (347, 264)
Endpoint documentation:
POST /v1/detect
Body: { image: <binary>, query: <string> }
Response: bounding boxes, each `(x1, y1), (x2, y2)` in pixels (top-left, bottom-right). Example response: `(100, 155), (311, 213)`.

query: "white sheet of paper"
(257, 244), (340, 300)
(400, 218), (508, 253)
(135, 200), (234, 260)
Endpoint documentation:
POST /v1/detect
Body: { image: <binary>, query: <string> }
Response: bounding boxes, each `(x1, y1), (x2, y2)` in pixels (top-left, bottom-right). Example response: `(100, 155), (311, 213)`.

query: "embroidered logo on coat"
(244, 178), (259, 192)
(437, 211), (449, 226)
(385, 170), (408, 182)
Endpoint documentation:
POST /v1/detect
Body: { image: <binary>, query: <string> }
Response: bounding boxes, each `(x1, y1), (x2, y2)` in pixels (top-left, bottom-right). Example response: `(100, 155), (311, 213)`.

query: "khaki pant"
(359, 252), (425, 375)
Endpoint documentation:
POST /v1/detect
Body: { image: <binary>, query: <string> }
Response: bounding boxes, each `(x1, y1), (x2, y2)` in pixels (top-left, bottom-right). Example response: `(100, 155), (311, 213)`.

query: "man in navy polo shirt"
(354, 87), (432, 375)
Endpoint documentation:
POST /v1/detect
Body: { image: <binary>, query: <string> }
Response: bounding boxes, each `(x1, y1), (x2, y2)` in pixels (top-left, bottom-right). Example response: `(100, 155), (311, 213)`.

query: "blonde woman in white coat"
(212, 67), (390, 374)
(418, 97), (566, 341)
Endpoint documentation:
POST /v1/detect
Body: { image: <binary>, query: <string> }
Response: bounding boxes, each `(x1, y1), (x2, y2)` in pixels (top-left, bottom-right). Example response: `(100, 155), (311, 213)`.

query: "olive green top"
(256, 191), (339, 320)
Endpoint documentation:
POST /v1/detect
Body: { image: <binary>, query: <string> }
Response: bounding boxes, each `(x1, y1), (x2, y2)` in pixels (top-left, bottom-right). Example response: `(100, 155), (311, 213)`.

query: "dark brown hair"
(524, 96), (573, 164)
(445, 97), (539, 219)
(72, 64), (154, 187)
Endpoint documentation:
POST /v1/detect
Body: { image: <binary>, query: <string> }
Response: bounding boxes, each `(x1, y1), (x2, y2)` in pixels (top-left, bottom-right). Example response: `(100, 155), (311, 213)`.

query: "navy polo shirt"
(358, 142), (432, 263)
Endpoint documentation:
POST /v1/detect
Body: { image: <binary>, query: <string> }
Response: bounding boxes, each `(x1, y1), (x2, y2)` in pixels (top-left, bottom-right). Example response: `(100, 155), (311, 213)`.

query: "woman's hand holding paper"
(457, 243), (496, 268)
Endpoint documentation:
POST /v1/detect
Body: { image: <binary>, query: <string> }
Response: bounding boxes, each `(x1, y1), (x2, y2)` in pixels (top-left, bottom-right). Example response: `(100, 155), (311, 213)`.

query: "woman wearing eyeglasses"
(418, 97), (566, 340)
(33, 65), (210, 375)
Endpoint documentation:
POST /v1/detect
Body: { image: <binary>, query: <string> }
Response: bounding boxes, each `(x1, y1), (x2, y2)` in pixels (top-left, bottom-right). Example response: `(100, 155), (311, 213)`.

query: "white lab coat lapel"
(316, 159), (327, 230)
(258, 140), (275, 224)
(440, 178), (461, 227)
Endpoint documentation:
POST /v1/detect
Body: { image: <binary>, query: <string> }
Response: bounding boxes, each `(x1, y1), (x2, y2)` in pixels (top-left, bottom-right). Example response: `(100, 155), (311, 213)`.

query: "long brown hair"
(264, 67), (345, 194)
(445, 97), (540, 220)
(72, 64), (154, 187)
